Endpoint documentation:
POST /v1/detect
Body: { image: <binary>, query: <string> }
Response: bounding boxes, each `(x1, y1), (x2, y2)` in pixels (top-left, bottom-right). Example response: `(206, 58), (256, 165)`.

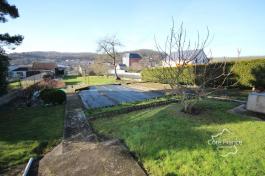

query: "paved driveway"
(79, 85), (164, 109)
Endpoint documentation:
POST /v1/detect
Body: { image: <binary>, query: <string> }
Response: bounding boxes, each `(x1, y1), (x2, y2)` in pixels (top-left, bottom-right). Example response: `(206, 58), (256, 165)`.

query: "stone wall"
(88, 99), (179, 119)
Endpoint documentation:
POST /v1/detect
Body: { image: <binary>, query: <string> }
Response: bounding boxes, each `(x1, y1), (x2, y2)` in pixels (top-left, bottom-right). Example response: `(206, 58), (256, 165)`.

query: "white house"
(8, 66), (42, 79)
(162, 49), (208, 67)
(9, 67), (28, 79)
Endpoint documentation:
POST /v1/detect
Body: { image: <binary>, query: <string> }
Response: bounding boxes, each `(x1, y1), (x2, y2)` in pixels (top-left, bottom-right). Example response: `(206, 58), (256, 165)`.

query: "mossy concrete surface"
(37, 93), (146, 176)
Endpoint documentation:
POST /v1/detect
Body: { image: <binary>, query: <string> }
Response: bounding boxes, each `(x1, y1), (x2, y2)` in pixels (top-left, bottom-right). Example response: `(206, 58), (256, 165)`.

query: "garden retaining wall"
(88, 99), (179, 119)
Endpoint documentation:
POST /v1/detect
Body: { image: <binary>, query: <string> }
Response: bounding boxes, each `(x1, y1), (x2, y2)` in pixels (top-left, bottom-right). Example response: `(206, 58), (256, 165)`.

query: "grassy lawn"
(211, 88), (251, 101)
(8, 81), (21, 90)
(0, 105), (64, 172)
(92, 100), (265, 175)
(63, 75), (117, 86)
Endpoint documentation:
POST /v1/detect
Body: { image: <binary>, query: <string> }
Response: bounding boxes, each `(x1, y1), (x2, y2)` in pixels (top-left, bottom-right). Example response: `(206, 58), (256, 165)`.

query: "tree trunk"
(114, 64), (120, 80)
(112, 47), (120, 80)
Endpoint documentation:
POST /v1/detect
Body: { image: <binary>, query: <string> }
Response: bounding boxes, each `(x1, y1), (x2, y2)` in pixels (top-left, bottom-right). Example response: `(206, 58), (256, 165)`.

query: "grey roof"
(129, 53), (142, 59)
(167, 49), (207, 63)
(124, 53), (142, 59)
(12, 67), (29, 71)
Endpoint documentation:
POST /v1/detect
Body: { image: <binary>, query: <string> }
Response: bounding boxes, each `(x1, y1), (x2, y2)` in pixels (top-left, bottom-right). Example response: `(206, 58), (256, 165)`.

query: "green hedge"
(40, 88), (66, 105)
(141, 59), (265, 88)
(141, 66), (194, 85)
(232, 59), (265, 88)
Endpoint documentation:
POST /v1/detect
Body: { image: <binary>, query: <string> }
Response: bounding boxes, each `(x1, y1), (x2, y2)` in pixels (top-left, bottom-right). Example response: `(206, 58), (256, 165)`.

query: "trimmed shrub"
(194, 62), (235, 88)
(52, 89), (66, 104)
(250, 65), (265, 91)
(40, 89), (53, 104)
(141, 59), (265, 88)
(232, 59), (265, 88)
(141, 66), (194, 85)
(40, 88), (66, 105)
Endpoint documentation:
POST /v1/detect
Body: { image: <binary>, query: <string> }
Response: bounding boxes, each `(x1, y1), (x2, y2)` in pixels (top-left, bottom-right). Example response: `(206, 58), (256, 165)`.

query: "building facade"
(122, 53), (142, 67)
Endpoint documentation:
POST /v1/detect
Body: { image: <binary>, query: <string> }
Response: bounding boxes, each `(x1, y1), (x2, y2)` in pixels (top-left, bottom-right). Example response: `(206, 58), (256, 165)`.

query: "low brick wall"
(88, 99), (179, 120)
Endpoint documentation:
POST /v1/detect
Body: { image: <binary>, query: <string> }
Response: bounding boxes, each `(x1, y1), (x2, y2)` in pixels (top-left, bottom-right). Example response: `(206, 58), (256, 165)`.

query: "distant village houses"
(8, 62), (66, 79)
(9, 66), (40, 79)
(32, 62), (57, 72)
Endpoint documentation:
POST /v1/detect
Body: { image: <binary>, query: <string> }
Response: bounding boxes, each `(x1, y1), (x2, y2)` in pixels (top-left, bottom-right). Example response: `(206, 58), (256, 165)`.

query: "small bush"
(89, 70), (96, 76)
(40, 89), (53, 103)
(40, 89), (66, 105)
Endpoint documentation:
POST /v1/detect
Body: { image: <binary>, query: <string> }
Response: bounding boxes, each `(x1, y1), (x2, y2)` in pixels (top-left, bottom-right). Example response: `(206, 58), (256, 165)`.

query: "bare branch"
(152, 19), (233, 113)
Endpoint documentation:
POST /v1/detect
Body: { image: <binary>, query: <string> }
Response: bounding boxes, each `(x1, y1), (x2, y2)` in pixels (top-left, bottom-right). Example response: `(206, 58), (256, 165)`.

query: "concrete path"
(79, 84), (164, 109)
(37, 94), (146, 176)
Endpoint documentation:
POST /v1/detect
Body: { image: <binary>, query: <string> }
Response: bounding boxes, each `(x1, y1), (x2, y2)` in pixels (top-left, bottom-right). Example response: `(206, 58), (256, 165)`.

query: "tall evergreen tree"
(0, 0), (23, 95)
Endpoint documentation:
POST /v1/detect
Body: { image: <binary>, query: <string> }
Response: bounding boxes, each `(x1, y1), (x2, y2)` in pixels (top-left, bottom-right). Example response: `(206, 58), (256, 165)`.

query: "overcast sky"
(1, 0), (265, 57)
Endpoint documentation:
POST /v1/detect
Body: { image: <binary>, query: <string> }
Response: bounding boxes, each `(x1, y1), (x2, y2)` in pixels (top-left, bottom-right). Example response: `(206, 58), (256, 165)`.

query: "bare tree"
(89, 63), (109, 75)
(97, 36), (122, 80)
(153, 20), (233, 114)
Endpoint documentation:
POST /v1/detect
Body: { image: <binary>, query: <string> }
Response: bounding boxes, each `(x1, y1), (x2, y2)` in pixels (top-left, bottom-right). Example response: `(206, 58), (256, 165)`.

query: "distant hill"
(8, 51), (97, 65)
(8, 50), (265, 65)
(8, 49), (161, 65)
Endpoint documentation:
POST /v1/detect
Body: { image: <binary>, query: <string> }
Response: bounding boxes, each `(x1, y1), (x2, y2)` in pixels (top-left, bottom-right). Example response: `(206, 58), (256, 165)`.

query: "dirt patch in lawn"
(125, 82), (172, 93)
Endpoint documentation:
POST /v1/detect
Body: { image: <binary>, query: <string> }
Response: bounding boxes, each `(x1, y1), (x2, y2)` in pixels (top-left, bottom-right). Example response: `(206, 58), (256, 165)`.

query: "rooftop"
(32, 62), (57, 70)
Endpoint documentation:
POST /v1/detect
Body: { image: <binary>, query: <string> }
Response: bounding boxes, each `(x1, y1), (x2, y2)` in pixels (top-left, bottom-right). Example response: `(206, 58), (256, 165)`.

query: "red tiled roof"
(32, 62), (57, 70)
